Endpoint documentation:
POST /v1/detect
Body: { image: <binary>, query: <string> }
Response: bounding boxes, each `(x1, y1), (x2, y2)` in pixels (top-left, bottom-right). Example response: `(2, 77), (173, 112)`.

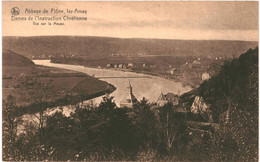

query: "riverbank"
(34, 60), (192, 106)
(118, 68), (195, 88)
(13, 83), (115, 117)
(50, 60), (195, 88)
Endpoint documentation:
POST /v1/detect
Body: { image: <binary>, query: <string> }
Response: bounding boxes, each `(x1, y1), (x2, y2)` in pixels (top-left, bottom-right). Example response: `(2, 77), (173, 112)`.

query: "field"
(3, 51), (115, 116)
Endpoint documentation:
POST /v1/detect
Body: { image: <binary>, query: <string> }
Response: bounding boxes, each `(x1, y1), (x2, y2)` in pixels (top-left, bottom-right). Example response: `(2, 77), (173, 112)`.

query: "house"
(128, 63), (133, 68)
(192, 60), (201, 67)
(193, 60), (201, 65)
(107, 64), (111, 68)
(169, 68), (176, 75)
(202, 72), (210, 81)
(157, 92), (179, 107)
(118, 64), (123, 68)
(114, 64), (118, 68)
(120, 81), (138, 108)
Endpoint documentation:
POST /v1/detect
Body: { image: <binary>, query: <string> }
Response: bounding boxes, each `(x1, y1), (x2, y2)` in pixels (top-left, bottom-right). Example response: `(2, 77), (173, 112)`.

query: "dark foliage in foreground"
(3, 96), (188, 161)
(199, 47), (258, 121)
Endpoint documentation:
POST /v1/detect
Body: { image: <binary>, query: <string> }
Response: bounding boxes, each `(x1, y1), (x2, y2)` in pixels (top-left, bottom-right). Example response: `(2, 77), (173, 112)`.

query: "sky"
(2, 1), (259, 41)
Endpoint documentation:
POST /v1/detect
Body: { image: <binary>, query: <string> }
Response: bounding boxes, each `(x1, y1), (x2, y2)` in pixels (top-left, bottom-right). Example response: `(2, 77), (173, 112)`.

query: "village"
(118, 79), (215, 123)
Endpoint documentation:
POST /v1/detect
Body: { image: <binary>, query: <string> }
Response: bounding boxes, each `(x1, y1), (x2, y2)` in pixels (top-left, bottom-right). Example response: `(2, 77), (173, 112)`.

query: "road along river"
(33, 60), (192, 106)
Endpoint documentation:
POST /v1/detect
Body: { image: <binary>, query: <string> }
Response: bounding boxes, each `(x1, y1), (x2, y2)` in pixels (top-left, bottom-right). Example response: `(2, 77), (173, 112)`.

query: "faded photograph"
(2, 1), (258, 161)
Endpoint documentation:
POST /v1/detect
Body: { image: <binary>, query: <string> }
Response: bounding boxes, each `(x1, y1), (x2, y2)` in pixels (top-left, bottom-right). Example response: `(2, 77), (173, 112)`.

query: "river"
(18, 60), (193, 134)
(33, 60), (192, 106)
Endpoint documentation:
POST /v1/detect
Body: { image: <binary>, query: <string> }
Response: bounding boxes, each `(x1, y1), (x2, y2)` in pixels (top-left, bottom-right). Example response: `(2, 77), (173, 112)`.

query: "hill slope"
(3, 50), (34, 67)
(180, 47), (258, 122)
(199, 47), (258, 120)
(3, 36), (258, 59)
(2, 51), (115, 116)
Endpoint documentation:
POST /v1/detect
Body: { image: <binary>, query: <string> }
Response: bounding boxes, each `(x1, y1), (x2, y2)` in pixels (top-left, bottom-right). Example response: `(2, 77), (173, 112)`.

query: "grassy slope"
(3, 51), (115, 116)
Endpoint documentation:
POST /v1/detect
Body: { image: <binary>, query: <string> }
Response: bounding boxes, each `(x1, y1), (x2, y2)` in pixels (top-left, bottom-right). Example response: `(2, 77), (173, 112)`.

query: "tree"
(2, 95), (21, 161)
(197, 48), (258, 161)
(18, 74), (55, 159)
(157, 103), (187, 152)
(132, 98), (159, 149)
(98, 95), (117, 114)
(208, 109), (258, 161)
(44, 112), (76, 160)
(199, 47), (258, 122)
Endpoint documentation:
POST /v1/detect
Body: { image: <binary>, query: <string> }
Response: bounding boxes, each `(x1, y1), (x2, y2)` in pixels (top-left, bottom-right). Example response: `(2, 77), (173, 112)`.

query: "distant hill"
(3, 36), (258, 59)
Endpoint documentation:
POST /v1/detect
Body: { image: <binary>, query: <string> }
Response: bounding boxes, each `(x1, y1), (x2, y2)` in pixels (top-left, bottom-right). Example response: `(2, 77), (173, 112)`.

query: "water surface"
(33, 60), (192, 106)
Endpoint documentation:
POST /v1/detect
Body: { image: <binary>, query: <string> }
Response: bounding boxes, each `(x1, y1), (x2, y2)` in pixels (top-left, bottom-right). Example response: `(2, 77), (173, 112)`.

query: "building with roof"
(157, 92), (179, 107)
(120, 81), (138, 108)
(169, 68), (176, 75)
(202, 72), (210, 81)
(107, 64), (111, 68)
(128, 63), (133, 68)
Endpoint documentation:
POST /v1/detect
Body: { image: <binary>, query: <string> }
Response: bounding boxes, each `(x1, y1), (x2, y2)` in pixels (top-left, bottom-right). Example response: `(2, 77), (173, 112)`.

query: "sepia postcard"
(2, 1), (259, 161)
